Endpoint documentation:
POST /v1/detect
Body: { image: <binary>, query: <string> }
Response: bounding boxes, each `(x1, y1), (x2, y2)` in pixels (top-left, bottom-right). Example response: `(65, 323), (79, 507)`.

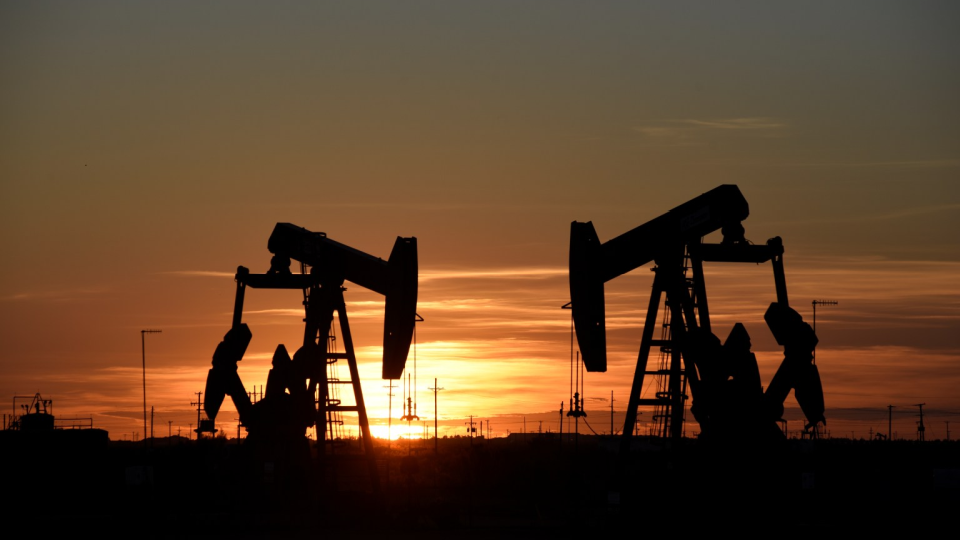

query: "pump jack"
(569, 185), (824, 449)
(202, 223), (417, 490)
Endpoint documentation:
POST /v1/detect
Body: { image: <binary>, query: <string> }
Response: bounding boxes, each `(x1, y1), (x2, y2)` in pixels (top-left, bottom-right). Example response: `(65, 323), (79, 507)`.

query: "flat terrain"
(4, 433), (958, 536)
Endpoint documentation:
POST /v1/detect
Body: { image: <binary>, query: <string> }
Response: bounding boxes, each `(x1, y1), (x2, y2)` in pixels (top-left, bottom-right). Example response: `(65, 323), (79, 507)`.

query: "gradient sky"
(2, 2), (958, 441)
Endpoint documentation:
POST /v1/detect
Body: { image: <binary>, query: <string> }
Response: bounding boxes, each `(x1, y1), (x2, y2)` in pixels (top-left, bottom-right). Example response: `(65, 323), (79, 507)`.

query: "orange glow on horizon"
(2, 3), (957, 445)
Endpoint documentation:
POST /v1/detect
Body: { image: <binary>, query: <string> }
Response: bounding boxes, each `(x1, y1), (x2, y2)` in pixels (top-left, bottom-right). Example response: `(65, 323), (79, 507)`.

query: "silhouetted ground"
(3, 432), (957, 536)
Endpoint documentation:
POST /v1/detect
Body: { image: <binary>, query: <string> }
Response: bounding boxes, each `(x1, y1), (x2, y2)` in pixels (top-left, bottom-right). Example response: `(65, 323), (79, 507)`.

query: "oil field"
(5, 187), (959, 536)
(4, 4), (959, 535)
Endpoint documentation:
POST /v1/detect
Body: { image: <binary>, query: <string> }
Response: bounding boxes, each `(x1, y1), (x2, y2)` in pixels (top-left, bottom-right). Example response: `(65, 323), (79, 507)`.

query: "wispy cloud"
(836, 203), (958, 223)
(763, 203), (960, 227)
(779, 159), (960, 170)
(163, 270), (236, 278)
(262, 201), (476, 211)
(242, 308), (305, 317)
(633, 117), (787, 144)
(165, 267), (568, 284)
(680, 118), (786, 130)
(420, 267), (566, 282)
(1, 287), (107, 302)
(633, 125), (693, 140)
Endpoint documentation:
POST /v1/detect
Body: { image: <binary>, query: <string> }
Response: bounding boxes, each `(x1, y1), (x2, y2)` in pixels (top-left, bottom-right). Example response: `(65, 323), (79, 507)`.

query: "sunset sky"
(2, 2), (958, 442)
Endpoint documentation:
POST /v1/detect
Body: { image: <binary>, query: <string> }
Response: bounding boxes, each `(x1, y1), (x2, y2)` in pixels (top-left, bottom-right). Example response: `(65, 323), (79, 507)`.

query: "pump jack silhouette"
(202, 223), (418, 491)
(569, 185), (824, 448)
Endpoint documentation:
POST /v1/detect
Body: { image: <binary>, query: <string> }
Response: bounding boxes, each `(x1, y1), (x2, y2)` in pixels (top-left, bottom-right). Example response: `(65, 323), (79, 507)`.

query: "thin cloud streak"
(1, 287), (108, 302)
(420, 268), (567, 282)
(778, 159), (960, 170)
(164, 270), (236, 278)
(241, 308), (306, 317)
(633, 117), (787, 142)
(763, 203), (960, 226)
(680, 118), (786, 130)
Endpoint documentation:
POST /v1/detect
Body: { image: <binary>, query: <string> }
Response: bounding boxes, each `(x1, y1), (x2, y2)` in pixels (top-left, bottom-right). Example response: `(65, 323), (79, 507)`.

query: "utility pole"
(383, 380), (397, 449)
(946, 421), (950, 441)
(560, 401), (563, 440)
(168, 420), (172, 438)
(150, 406), (154, 440)
(610, 391), (614, 436)
(465, 416), (476, 445)
(429, 378), (443, 453)
(915, 403), (926, 441)
(191, 391), (203, 439)
(141, 329), (162, 446)
(888, 405), (895, 441)
(559, 401), (564, 444)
